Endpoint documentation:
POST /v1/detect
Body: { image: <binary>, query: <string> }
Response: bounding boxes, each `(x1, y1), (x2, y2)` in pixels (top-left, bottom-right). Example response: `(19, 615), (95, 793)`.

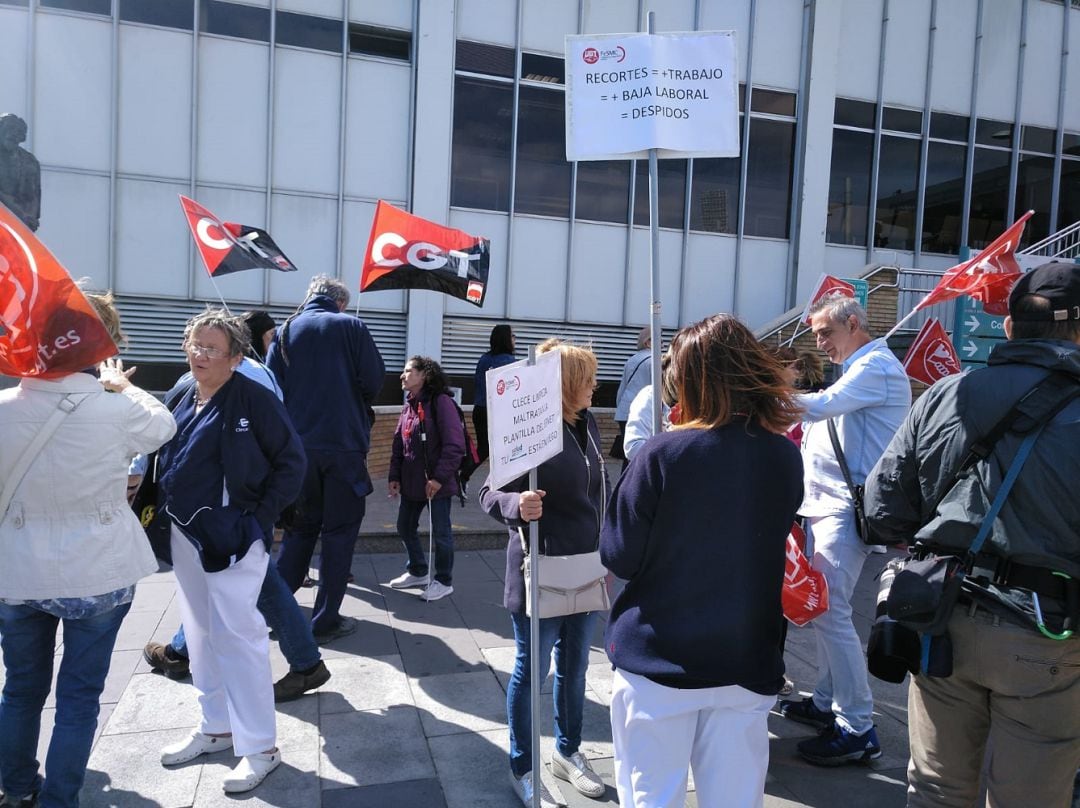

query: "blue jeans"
(170, 562), (320, 673)
(507, 610), (596, 778)
(0, 601), (131, 807)
(397, 496), (454, 586)
(276, 450), (369, 635)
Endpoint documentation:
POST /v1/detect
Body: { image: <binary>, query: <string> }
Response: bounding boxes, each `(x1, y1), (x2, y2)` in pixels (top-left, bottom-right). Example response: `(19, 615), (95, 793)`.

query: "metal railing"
(1020, 220), (1080, 260)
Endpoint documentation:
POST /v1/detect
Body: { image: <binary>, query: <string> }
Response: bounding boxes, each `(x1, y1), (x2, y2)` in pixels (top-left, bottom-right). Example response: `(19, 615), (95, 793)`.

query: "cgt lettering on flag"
(179, 195), (298, 277)
(0, 203), (117, 379)
(361, 200), (490, 308)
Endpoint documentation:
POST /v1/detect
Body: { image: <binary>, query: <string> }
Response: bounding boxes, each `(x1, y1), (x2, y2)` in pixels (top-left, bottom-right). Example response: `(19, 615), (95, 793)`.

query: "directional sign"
(955, 336), (1000, 363)
(841, 278), (869, 310)
(953, 296), (1007, 367)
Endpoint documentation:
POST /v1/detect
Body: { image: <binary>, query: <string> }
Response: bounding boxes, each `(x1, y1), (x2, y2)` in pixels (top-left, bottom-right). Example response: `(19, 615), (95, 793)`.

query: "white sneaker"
(509, 770), (560, 808)
(421, 581), (454, 601)
(222, 751), (281, 793)
(550, 749), (605, 798)
(389, 571), (429, 589)
(160, 730), (233, 766)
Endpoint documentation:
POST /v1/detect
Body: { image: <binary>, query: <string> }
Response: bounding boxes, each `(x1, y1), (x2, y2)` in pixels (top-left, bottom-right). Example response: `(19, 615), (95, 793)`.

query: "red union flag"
(360, 201), (490, 308)
(179, 195), (298, 277)
(915, 211), (1033, 316)
(902, 318), (962, 386)
(800, 274), (857, 325)
(0, 204), (117, 379)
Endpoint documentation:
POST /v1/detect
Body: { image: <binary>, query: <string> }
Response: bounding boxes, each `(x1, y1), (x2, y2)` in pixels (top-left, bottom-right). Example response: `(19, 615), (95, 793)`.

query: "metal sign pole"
(527, 344), (541, 808)
(647, 11), (663, 436)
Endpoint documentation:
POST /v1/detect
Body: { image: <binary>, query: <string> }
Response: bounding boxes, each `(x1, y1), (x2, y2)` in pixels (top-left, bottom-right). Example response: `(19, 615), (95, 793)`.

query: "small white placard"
(485, 351), (564, 490)
(565, 30), (740, 161)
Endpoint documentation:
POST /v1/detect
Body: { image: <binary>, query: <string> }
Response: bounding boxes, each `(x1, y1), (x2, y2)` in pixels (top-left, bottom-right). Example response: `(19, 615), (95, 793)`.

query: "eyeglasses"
(185, 343), (226, 360)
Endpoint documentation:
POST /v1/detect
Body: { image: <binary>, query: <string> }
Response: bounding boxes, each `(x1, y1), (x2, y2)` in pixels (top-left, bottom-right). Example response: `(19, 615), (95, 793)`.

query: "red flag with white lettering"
(902, 318), (962, 386)
(360, 200), (490, 307)
(179, 195), (297, 277)
(0, 203), (118, 379)
(915, 211), (1032, 316)
(800, 274), (856, 325)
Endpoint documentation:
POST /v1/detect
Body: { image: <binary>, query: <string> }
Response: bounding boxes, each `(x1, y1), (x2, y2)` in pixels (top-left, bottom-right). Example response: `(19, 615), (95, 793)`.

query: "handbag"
(519, 422), (611, 618)
(520, 528), (611, 618)
(782, 522), (830, 626)
(826, 418), (872, 543)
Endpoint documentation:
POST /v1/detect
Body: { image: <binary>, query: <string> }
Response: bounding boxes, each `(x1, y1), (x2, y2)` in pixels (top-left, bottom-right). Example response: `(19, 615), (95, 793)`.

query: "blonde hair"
(84, 290), (126, 348)
(536, 338), (598, 423)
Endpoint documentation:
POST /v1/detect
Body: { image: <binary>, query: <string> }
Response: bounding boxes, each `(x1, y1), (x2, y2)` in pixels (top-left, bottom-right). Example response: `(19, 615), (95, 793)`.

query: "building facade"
(0, 0), (1077, 388)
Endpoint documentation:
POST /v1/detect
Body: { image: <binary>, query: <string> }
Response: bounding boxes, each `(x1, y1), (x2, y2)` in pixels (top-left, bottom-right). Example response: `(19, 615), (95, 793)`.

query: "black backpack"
(426, 393), (480, 506)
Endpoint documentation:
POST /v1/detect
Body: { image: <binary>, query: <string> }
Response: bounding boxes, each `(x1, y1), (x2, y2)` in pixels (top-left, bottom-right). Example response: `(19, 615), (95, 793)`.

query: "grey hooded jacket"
(866, 339), (1080, 588)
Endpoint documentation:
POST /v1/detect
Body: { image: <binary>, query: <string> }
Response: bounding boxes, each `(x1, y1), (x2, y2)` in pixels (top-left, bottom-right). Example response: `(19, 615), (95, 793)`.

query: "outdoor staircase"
(1019, 220), (1080, 261)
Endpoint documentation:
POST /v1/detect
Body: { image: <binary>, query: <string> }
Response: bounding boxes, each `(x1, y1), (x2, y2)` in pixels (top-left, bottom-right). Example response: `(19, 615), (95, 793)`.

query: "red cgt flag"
(915, 211), (1033, 316)
(179, 195), (298, 277)
(902, 318), (962, 386)
(800, 274), (856, 325)
(0, 204), (117, 379)
(361, 201), (490, 308)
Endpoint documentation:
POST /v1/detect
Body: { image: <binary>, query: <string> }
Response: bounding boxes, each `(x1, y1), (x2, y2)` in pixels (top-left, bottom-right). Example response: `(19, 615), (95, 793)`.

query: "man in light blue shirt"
(779, 294), (911, 766)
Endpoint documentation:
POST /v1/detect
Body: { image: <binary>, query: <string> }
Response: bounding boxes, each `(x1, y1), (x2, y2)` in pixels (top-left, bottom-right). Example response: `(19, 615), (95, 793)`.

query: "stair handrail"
(1020, 220), (1080, 258)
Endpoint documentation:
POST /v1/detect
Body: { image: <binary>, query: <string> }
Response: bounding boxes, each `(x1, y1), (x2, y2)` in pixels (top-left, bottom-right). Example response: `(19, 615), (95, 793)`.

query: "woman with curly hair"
(387, 356), (465, 602)
(601, 314), (805, 808)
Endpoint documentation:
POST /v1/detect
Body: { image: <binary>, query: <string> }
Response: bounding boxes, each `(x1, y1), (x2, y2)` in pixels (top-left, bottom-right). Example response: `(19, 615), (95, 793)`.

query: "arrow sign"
(958, 337), (999, 363)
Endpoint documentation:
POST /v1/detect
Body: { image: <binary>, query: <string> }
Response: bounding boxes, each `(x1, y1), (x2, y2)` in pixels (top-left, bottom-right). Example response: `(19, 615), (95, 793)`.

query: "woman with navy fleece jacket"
(601, 314), (804, 808)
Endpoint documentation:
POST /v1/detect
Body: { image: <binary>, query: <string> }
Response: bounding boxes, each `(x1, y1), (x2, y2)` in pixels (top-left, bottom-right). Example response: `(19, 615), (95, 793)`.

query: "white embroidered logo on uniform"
(236, 417), (250, 432)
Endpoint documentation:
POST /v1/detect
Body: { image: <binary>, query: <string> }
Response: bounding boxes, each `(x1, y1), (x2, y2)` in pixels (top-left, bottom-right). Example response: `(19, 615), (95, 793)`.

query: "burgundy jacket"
(389, 391), (465, 501)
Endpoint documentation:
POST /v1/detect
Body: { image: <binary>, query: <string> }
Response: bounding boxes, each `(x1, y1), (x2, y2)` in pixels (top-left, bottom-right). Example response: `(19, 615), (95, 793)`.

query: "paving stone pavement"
(1, 536), (912, 807)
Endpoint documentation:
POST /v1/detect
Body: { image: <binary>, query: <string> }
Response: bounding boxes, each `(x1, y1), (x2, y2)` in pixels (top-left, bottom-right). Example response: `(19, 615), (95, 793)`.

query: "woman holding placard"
(479, 338), (610, 808)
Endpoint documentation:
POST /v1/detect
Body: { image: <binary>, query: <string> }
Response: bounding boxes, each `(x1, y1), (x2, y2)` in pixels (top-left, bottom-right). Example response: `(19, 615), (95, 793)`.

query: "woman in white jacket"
(0, 292), (176, 808)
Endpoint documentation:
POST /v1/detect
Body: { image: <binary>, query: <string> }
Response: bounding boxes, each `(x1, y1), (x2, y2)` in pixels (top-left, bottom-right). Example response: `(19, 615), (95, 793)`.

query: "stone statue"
(0, 113), (41, 231)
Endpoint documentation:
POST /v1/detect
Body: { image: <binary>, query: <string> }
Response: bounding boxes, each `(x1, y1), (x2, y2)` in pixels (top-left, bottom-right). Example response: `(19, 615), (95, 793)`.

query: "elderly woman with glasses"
(154, 309), (305, 794)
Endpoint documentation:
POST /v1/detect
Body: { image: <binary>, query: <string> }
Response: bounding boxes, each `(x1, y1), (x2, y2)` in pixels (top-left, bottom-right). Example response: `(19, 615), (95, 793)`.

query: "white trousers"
(170, 526), (275, 755)
(610, 668), (774, 808)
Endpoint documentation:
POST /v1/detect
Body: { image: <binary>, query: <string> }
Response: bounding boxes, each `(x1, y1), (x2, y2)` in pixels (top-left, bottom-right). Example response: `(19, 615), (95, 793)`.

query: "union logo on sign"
(582, 47), (599, 64)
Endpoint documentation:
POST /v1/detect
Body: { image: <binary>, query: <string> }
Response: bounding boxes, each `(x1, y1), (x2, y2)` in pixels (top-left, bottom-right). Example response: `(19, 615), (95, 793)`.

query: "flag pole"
(208, 276), (232, 315)
(526, 343), (541, 808)
(881, 307), (920, 342)
(646, 11), (663, 438)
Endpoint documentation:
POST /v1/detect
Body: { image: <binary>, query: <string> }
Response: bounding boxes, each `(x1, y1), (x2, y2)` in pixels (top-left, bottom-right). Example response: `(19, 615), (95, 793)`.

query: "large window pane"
(930, 111), (969, 142)
(632, 159), (687, 228)
(834, 98), (875, 129)
(968, 147), (1010, 248)
(120, 0), (194, 30)
(745, 118), (794, 238)
(689, 157), (739, 233)
(826, 128), (873, 246)
(514, 86), (570, 218)
(874, 136), (920, 250)
(450, 77), (513, 211)
(1015, 155), (1054, 247)
(922, 141), (966, 255)
(576, 161), (630, 224)
(1060, 159), (1080, 231)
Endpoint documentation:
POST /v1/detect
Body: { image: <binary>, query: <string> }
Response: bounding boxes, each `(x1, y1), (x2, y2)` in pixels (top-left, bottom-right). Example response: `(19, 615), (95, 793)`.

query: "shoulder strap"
(623, 354), (650, 390)
(826, 418), (858, 500)
(931, 371), (1080, 514)
(0, 392), (91, 519)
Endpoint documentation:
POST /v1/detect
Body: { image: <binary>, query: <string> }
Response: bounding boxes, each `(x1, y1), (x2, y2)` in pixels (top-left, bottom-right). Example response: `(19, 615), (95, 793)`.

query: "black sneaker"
(778, 696), (834, 730)
(313, 616), (358, 646)
(273, 661), (331, 702)
(0, 790), (39, 807)
(797, 723), (882, 766)
(143, 642), (191, 680)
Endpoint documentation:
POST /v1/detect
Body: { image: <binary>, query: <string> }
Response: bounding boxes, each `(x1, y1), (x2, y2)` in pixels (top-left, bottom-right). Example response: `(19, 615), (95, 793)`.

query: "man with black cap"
(865, 261), (1080, 807)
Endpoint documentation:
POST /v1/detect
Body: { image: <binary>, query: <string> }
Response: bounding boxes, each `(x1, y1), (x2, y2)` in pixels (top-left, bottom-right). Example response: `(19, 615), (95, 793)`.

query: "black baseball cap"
(1008, 261), (1080, 322)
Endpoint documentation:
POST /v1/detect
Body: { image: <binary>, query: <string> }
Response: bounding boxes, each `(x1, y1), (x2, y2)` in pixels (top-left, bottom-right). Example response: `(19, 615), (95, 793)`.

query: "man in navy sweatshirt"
(267, 275), (385, 644)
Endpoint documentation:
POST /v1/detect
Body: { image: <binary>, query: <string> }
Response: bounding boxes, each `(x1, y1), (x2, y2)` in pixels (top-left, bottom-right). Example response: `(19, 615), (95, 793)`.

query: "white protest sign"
(485, 351), (563, 490)
(565, 30), (739, 161)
